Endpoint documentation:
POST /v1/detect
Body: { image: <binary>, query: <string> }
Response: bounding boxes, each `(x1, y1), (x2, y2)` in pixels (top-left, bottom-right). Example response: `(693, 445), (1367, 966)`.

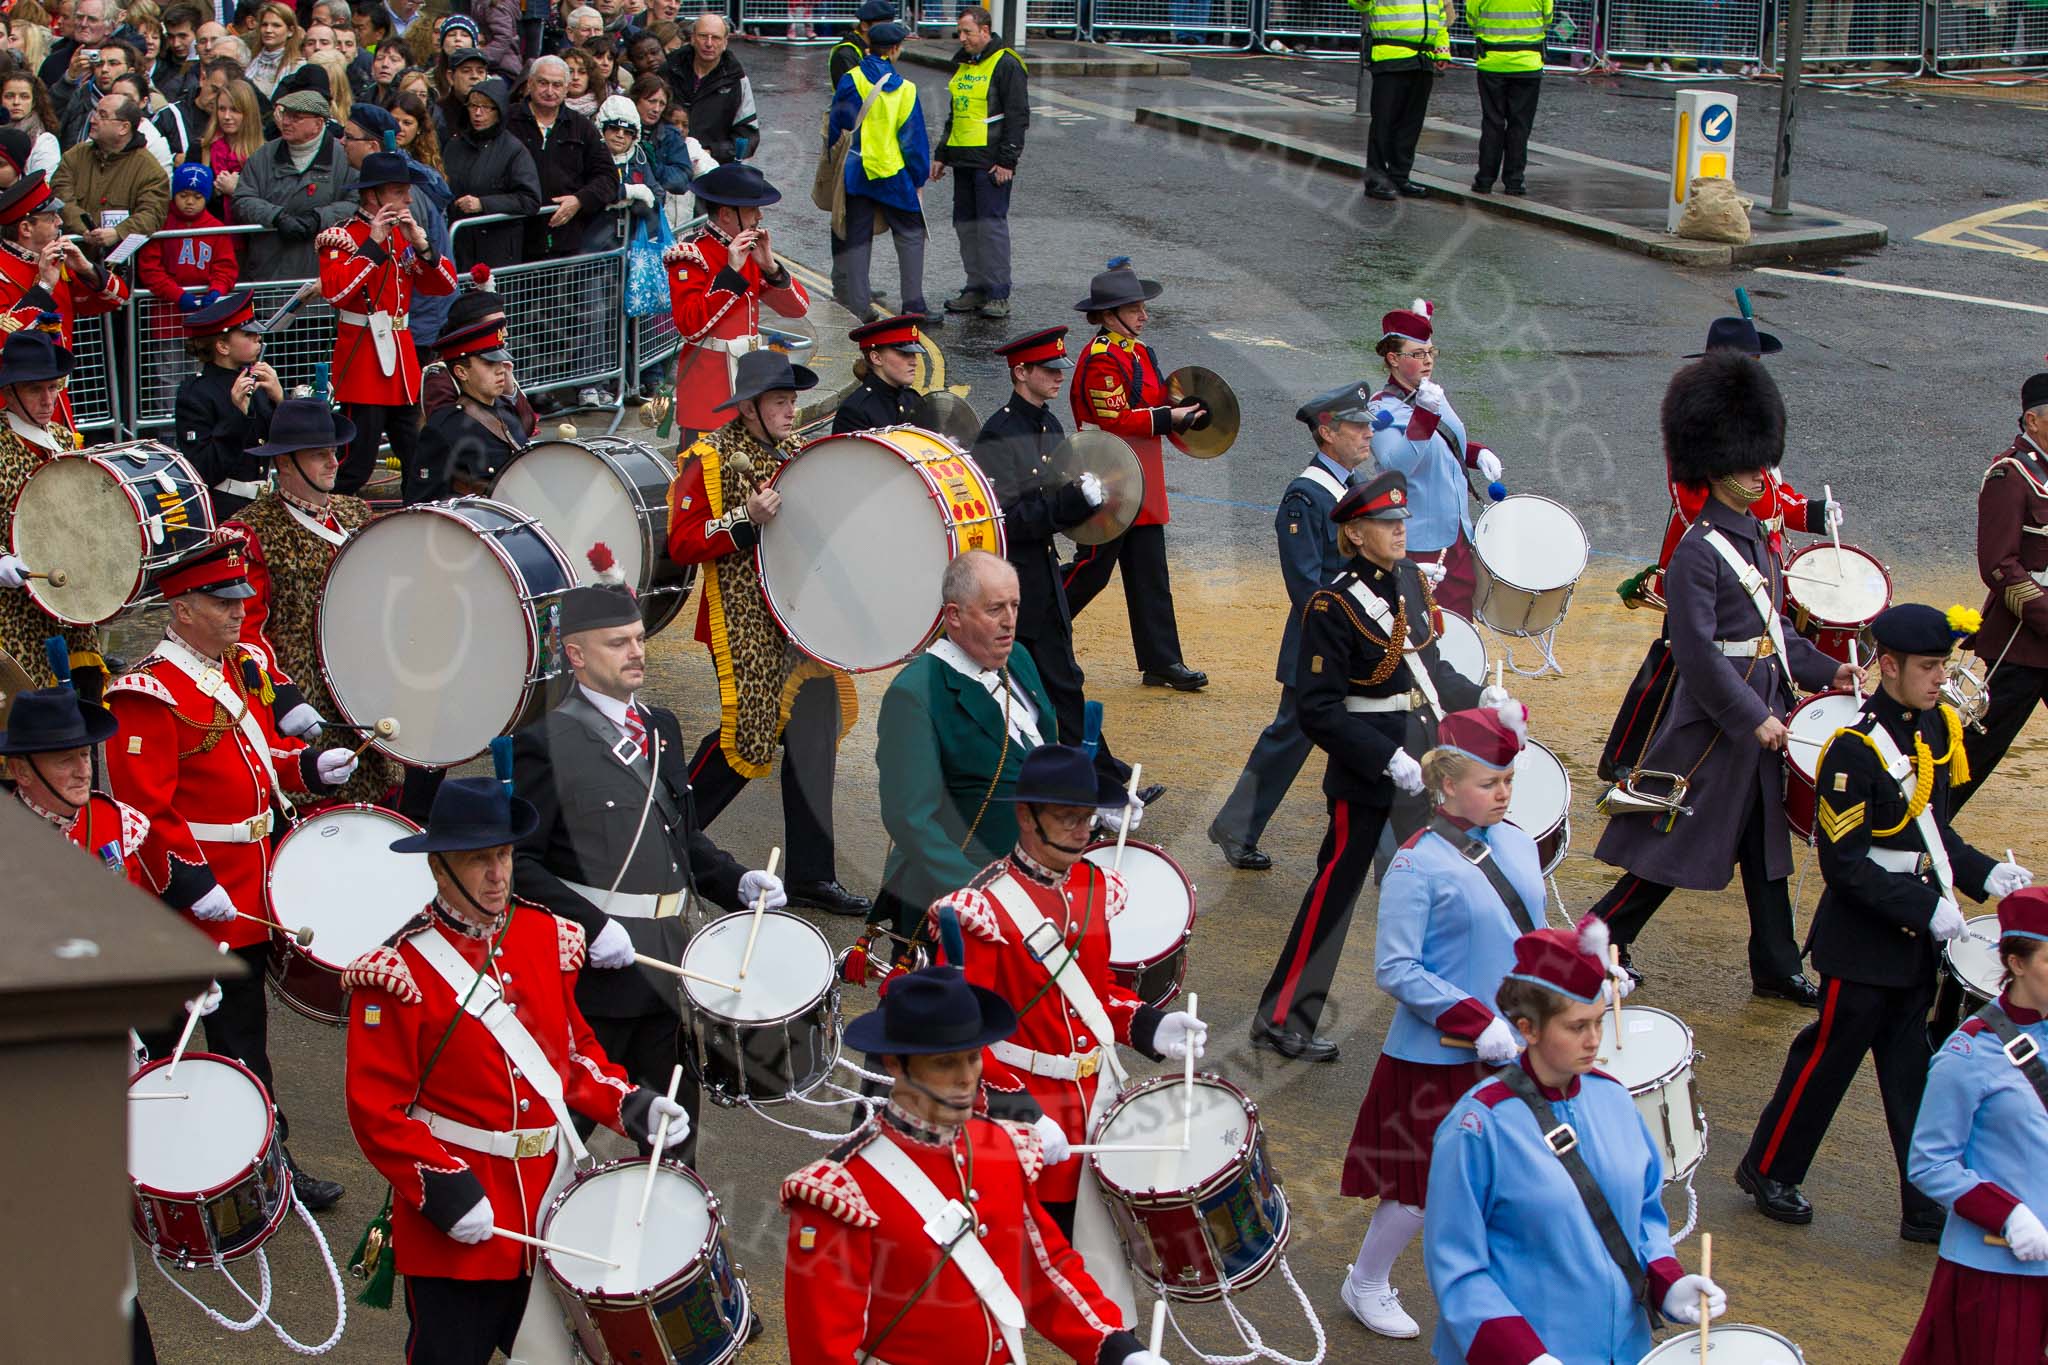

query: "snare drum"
(683, 911), (840, 1105)
(1082, 839), (1196, 1009)
(319, 498), (574, 767)
(128, 1054), (290, 1267)
(758, 427), (1003, 672)
(1471, 495), (1589, 637)
(1436, 610), (1489, 685)
(11, 441), (215, 625)
(1786, 543), (1891, 663)
(1943, 914), (2005, 1013)
(266, 805), (438, 1025)
(1505, 739), (1570, 876)
(1783, 690), (1864, 841)
(489, 436), (697, 636)
(1636, 1324), (1804, 1363)
(1091, 1074), (1289, 1302)
(541, 1159), (750, 1365)
(1598, 1006), (1705, 1183)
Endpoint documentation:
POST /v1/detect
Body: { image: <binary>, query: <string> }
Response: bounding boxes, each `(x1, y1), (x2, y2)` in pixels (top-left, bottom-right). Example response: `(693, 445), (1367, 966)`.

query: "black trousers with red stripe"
(403, 1272), (530, 1364)
(1061, 523), (1187, 675)
(1257, 795), (1393, 1038)
(1744, 973), (1942, 1220)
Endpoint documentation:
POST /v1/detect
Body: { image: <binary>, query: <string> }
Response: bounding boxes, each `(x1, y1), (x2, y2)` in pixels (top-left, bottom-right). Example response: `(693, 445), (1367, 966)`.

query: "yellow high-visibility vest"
(946, 46), (1025, 148)
(1468, 0), (1553, 72)
(849, 69), (918, 180)
(1361, 0), (1451, 62)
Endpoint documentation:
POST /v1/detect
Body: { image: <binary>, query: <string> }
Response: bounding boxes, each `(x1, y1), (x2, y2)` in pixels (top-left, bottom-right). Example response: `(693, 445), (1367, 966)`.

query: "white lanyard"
(1700, 528), (1797, 692)
(282, 498), (349, 548)
(1862, 722), (1956, 899)
(1343, 577), (1444, 720)
(1298, 462), (1346, 501)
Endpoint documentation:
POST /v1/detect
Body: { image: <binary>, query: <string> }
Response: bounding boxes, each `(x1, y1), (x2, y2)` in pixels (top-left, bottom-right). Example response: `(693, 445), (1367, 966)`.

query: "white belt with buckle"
(188, 811), (273, 843)
(990, 1040), (1102, 1081)
(563, 879), (687, 920)
(1869, 847), (1924, 875)
(334, 309), (410, 330)
(212, 477), (266, 500)
(1714, 636), (1776, 658)
(408, 1105), (558, 1160)
(1344, 692), (1420, 713)
(697, 333), (762, 356)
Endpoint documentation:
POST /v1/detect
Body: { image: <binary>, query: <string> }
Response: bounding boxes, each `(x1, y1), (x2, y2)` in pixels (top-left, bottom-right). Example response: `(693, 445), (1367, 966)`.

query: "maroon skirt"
(1341, 1053), (1493, 1207)
(1411, 534), (1477, 620)
(1900, 1257), (2048, 1365)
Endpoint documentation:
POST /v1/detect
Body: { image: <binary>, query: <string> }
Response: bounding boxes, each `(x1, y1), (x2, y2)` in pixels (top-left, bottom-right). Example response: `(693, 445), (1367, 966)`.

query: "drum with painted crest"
(128, 1053), (290, 1266)
(1785, 542), (1891, 663)
(682, 910), (840, 1105)
(540, 1159), (751, 1365)
(757, 426), (1003, 672)
(1782, 690), (1864, 842)
(319, 497), (574, 767)
(489, 435), (696, 636)
(1436, 610), (1489, 686)
(266, 805), (438, 1025)
(1943, 914), (2006, 1013)
(1636, 1324), (1804, 1363)
(1470, 495), (1589, 637)
(1598, 1005), (1706, 1183)
(1505, 739), (1570, 876)
(1082, 839), (1196, 1009)
(11, 440), (215, 624)
(1091, 1074), (1289, 1302)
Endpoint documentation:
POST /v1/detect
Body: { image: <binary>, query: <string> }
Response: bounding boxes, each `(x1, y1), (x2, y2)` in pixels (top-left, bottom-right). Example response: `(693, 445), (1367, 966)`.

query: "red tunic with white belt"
(0, 238), (130, 341)
(317, 217), (459, 407)
(17, 788), (149, 886)
(104, 633), (317, 947)
(781, 1104), (1143, 1365)
(1070, 329), (1186, 527)
(342, 902), (636, 1280)
(666, 226), (811, 433)
(931, 850), (1163, 1203)
(1649, 469), (1815, 599)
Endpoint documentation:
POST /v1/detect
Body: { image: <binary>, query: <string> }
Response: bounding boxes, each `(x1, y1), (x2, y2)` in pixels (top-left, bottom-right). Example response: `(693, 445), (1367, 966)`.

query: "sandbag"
(1675, 176), (1753, 244)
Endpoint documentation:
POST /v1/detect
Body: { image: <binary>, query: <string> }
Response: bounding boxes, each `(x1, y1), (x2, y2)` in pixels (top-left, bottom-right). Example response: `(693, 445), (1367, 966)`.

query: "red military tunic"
(932, 852), (1160, 1204)
(781, 1106), (1138, 1365)
(1972, 437), (2048, 672)
(666, 226), (810, 434)
(1648, 468), (1815, 601)
(17, 788), (149, 886)
(317, 217), (459, 407)
(342, 903), (636, 1280)
(104, 634), (314, 948)
(0, 237), (130, 342)
(1070, 329), (1187, 527)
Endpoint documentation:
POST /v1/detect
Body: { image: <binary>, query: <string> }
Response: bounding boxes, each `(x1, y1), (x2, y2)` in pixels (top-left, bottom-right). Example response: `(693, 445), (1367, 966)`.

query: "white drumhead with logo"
(546, 1162), (712, 1296)
(1785, 691), (1864, 785)
(129, 1057), (271, 1194)
(682, 911), (833, 1023)
(270, 806), (437, 971)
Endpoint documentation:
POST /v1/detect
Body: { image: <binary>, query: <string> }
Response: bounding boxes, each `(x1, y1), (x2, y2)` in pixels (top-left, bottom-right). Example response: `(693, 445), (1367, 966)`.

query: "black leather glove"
(1186, 398), (1214, 432)
(275, 209), (317, 240)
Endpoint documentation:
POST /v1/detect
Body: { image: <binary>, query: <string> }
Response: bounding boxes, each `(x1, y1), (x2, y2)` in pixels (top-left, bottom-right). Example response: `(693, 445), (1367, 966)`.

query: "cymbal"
(0, 645), (32, 729)
(916, 390), (981, 449)
(1165, 365), (1240, 459)
(1053, 430), (1143, 546)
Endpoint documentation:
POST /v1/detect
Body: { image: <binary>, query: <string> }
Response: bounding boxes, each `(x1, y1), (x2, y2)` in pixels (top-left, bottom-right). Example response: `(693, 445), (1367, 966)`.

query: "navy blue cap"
(390, 776), (540, 853)
(1687, 316), (1783, 358)
(867, 20), (910, 45)
(857, 0), (897, 18)
(691, 162), (781, 208)
(1869, 603), (1959, 657)
(1296, 381), (1374, 430)
(843, 965), (1018, 1056)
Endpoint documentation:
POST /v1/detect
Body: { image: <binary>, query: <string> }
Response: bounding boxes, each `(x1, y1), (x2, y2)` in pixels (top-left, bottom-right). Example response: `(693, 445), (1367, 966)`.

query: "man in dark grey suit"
(513, 582), (786, 1162)
(1208, 384), (1379, 870)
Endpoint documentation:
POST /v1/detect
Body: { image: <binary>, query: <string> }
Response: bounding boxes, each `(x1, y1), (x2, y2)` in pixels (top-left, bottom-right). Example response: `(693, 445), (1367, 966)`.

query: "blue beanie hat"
(172, 162), (214, 199)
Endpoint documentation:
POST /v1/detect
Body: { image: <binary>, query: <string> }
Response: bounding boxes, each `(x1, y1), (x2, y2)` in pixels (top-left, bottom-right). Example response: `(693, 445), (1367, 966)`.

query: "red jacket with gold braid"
(665, 227), (810, 434)
(342, 903), (639, 1280)
(18, 790), (150, 886)
(317, 217), (459, 406)
(1070, 328), (1187, 527)
(1650, 468), (1816, 599)
(781, 1105), (1145, 1365)
(104, 634), (319, 949)
(0, 238), (129, 341)
(928, 852), (1163, 1204)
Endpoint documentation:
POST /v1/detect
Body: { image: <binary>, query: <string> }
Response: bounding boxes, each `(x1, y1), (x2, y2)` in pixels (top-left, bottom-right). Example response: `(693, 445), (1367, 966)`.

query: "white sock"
(1350, 1201), (1426, 1289)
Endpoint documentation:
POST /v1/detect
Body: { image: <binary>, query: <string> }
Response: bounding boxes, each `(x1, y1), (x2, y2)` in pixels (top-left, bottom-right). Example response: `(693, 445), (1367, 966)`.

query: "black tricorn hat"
(1663, 350), (1786, 484)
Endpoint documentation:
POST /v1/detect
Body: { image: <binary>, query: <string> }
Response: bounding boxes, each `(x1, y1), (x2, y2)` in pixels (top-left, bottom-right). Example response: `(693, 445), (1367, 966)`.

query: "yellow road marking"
(1916, 199), (2048, 262)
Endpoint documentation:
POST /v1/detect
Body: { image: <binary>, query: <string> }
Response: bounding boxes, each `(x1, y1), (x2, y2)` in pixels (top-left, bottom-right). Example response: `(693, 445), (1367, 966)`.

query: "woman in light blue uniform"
(1426, 918), (1725, 1365)
(1338, 702), (1540, 1340)
(1902, 886), (2048, 1364)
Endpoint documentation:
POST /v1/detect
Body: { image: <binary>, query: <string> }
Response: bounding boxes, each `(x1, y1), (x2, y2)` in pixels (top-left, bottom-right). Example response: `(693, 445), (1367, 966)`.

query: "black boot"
(285, 1147), (345, 1212)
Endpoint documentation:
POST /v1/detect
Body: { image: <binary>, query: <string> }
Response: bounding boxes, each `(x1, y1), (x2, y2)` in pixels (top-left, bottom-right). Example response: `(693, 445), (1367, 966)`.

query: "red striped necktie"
(623, 706), (647, 760)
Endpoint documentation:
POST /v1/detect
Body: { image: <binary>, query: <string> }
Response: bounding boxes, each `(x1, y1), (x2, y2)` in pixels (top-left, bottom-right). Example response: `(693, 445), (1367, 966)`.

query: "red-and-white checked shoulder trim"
(935, 887), (1006, 945)
(343, 945), (421, 1005)
(1099, 866), (1129, 923)
(557, 918), (587, 971)
(235, 638), (272, 671)
(105, 669), (175, 706)
(996, 1118), (1045, 1184)
(115, 800), (149, 857)
(780, 1158), (879, 1228)
(315, 225), (357, 251)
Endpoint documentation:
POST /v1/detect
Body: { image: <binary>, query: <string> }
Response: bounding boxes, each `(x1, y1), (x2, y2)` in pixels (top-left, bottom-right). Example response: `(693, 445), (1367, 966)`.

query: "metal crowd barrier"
(1933, 0), (2048, 73)
(1599, 0), (1768, 66)
(1087, 0), (1261, 47)
(69, 315), (120, 436)
(1779, 0), (1926, 74)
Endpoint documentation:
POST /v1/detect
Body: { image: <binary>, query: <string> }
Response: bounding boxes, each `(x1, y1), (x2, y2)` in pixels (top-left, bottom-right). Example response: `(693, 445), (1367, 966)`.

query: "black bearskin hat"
(1662, 350), (1786, 484)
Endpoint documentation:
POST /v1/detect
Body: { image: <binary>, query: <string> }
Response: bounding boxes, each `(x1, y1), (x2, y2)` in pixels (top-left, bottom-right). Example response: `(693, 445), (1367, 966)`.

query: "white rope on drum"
(834, 1055), (894, 1086)
(1164, 1257), (1328, 1365)
(147, 1194), (348, 1355)
(1669, 1130), (1706, 1245)
(740, 1084), (877, 1142)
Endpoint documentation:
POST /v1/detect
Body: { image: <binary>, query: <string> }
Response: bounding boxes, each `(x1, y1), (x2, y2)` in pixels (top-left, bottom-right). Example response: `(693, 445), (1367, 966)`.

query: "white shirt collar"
(6, 410), (62, 452)
(577, 683), (638, 733)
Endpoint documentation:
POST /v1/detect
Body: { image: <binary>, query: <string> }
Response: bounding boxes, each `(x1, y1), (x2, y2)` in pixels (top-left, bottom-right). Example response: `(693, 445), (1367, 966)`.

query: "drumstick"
(1148, 1299), (1167, 1355)
(1608, 945), (1625, 1051)
(635, 1063), (683, 1227)
(128, 1091), (189, 1100)
(1439, 1035), (1478, 1049)
(1850, 639), (1864, 703)
(1069, 1143), (1190, 1154)
(491, 1226), (620, 1268)
(235, 909), (314, 947)
(163, 986), (210, 1081)
(1114, 763), (1143, 874)
(632, 953), (741, 994)
(1698, 1231), (1712, 1357)
(738, 846), (781, 980)
(1181, 991), (1198, 1138)
(347, 717), (400, 759)
(1824, 483), (1842, 560)
(23, 568), (67, 587)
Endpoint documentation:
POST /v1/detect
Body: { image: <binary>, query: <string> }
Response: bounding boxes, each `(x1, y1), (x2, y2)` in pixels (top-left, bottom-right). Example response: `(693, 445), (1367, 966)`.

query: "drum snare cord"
(1165, 1255), (1327, 1365)
(148, 1191), (348, 1355)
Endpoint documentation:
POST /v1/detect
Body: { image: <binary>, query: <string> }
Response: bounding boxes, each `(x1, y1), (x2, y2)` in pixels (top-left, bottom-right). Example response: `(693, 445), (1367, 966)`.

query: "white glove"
(588, 919), (636, 969)
(1386, 749), (1424, 796)
(0, 553), (26, 588)
(1413, 378), (1446, 413)
(624, 182), (655, 206)
(1931, 896), (1967, 942)
(738, 869), (788, 910)
(1478, 683), (1511, 709)
(1660, 1273), (1728, 1326)
(1125, 1354), (1172, 1365)
(1416, 558), (1447, 586)
(1154, 1010), (1208, 1061)
(1033, 1113), (1072, 1166)
(1821, 496), (1844, 535)
(1607, 961), (1637, 1000)
(195, 980), (223, 1017)
(1096, 793), (1144, 837)
(189, 884), (237, 923)
(2006, 1204), (2048, 1261)
(1475, 1015), (1520, 1064)
(1475, 447), (1503, 482)
(1989, 862), (2034, 898)
(447, 1195), (495, 1244)
(1077, 471), (1104, 508)
(315, 747), (358, 785)
(276, 702), (324, 738)
(643, 1092), (691, 1149)
(1531, 1358), (1565, 1365)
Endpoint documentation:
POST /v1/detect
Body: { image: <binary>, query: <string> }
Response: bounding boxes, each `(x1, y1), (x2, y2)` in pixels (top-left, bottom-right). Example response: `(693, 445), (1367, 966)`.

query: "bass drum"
(1436, 610), (1489, 686)
(1504, 739), (1569, 876)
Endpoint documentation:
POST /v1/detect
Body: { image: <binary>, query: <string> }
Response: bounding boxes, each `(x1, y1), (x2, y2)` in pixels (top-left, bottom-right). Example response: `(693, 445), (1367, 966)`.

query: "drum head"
(1597, 1006), (1693, 1089)
(270, 807), (437, 968)
(1634, 1323), (1804, 1361)
(1785, 692), (1863, 781)
(491, 442), (650, 593)
(1094, 1077), (1249, 1196)
(12, 457), (145, 624)
(1787, 545), (1889, 627)
(319, 505), (546, 766)
(1474, 496), (1589, 594)
(682, 911), (833, 1022)
(1505, 740), (1568, 839)
(129, 1057), (271, 1194)
(757, 436), (958, 672)
(1946, 915), (2005, 1001)
(1436, 611), (1488, 685)
(1082, 842), (1195, 965)
(546, 1161), (712, 1295)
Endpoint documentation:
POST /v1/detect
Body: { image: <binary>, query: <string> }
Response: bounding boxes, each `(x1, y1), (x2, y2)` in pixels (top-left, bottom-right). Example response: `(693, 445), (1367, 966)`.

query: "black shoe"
(1752, 973), (1822, 1007)
(1141, 663), (1209, 692)
(1735, 1156), (1813, 1224)
(944, 288), (987, 313)
(1471, 178), (1494, 193)
(1250, 1019), (1340, 1063)
(1207, 822), (1272, 871)
(746, 1313), (766, 1344)
(1900, 1211), (1945, 1244)
(1615, 942), (1644, 988)
(1365, 182), (1399, 200)
(1135, 783), (1166, 808)
(1397, 180), (1430, 198)
(285, 1147), (345, 1212)
(916, 311), (945, 330)
(787, 879), (873, 918)
(1504, 183), (1529, 196)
